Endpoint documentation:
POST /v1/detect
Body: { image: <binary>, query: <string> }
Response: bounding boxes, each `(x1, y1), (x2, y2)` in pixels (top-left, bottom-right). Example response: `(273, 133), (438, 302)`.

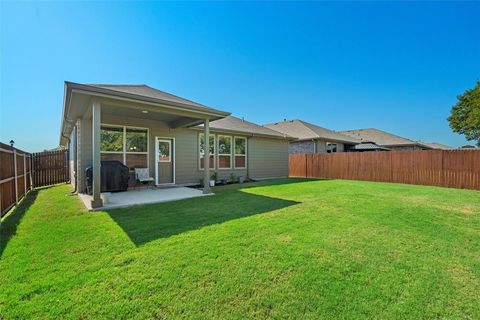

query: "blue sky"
(1, 1), (479, 151)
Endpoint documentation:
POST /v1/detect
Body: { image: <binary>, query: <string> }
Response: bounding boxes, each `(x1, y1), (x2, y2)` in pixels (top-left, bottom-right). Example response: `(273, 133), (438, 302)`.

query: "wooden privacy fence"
(0, 143), (33, 217)
(32, 149), (69, 188)
(289, 150), (480, 190)
(1, 144), (69, 217)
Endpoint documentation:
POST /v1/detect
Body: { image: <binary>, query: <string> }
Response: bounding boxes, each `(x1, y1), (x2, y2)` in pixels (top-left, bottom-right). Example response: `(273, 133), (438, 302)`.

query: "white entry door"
(155, 137), (175, 185)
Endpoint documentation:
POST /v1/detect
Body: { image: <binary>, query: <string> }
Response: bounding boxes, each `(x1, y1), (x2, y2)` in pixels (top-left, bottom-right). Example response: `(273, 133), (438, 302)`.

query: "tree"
(448, 81), (480, 146)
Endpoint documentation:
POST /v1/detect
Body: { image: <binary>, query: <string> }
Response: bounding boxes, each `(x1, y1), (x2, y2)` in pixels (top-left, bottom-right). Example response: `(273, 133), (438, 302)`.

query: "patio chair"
(134, 168), (155, 188)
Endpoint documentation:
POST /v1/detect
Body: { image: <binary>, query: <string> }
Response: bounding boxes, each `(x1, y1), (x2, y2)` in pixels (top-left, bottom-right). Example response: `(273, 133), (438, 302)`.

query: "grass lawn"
(1, 179), (479, 319)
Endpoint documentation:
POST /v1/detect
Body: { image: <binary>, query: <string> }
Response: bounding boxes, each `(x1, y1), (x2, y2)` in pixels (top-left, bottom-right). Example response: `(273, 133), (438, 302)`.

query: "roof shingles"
(203, 116), (289, 138)
(340, 128), (424, 147)
(85, 83), (226, 114)
(264, 119), (360, 143)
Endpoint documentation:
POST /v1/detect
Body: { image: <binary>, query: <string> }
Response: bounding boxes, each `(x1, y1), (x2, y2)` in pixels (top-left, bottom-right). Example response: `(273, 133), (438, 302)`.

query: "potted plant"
(210, 172), (217, 187)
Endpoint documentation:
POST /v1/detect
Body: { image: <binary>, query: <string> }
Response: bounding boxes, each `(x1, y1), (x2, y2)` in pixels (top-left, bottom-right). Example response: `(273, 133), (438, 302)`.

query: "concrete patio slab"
(78, 187), (212, 211)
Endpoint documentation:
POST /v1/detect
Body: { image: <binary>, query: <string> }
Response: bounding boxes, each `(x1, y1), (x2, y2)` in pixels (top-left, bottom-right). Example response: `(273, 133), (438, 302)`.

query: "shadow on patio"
(106, 179), (305, 246)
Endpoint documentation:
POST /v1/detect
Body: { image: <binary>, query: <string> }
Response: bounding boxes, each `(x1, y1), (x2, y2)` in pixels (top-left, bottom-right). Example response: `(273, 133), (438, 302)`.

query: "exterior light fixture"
(9, 140), (14, 147)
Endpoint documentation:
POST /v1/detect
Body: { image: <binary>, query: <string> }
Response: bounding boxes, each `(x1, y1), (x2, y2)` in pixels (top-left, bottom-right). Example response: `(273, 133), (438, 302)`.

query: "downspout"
(247, 135), (253, 181)
(312, 139), (316, 153)
(61, 132), (77, 194)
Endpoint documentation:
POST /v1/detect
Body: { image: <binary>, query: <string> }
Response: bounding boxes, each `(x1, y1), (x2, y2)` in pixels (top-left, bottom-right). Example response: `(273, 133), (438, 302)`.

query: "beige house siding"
(248, 137), (289, 179)
(76, 117), (93, 193)
(288, 140), (347, 154)
(316, 140), (327, 153)
(68, 126), (77, 188)
(336, 143), (345, 152)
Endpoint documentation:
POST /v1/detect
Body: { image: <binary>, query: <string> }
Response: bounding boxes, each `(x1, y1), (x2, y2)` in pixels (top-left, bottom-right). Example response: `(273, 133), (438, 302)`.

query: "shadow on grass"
(0, 190), (38, 256)
(212, 177), (320, 191)
(107, 179), (303, 246)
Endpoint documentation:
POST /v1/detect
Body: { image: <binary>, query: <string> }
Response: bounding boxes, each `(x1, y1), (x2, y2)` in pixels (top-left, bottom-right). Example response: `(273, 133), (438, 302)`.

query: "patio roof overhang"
(59, 81), (230, 146)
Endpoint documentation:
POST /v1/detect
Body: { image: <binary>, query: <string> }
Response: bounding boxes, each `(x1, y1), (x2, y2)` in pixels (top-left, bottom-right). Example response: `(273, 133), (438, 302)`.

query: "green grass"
(1, 179), (479, 319)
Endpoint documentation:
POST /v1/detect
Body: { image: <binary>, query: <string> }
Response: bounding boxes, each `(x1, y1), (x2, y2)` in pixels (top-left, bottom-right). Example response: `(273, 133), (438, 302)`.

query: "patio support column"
(91, 100), (103, 208)
(203, 118), (211, 194)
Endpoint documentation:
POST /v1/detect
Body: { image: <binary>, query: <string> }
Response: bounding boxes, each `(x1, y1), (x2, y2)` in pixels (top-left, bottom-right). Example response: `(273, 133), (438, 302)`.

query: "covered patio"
(60, 82), (230, 210)
(78, 186), (212, 210)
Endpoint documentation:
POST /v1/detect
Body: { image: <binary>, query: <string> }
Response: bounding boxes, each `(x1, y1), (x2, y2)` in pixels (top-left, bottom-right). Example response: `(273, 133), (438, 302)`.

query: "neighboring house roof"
(340, 128), (432, 149)
(264, 119), (360, 144)
(351, 142), (391, 151)
(197, 116), (291, 139)
(421, 142), (453, 150)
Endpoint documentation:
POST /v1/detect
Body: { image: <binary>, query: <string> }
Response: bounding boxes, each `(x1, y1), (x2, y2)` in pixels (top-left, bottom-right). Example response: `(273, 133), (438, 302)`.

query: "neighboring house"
(264, 119), (360, 154)
(340, 128), (434, 151)
(348, 141), (391, 152)
(421, 142), (453, 150)
(59, 82), (290, 208)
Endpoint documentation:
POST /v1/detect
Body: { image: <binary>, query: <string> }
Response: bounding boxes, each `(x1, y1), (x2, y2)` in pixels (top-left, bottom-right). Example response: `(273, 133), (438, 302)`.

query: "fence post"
(23, 153), (27, 195)
(440, 150), (445, 187)
(30, 155), (34, 190)
(305, 154), (308, 178)
(13, 149), (18, 205)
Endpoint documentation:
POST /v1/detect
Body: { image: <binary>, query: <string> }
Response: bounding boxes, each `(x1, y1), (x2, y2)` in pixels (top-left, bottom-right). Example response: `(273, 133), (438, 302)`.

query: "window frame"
(198, 132), (216, 171)
(125, 127), (149, 154)
(217, 135), (232, 170)
(234, 136), (247, 169)
(100, 123), (149, 170)
(100, 124), (125, 153)
(326, 142), (337, 153)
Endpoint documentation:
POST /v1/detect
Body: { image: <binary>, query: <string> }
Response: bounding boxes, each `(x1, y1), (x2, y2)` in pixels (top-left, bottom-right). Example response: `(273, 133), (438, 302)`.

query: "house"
(59, 82), (291, 208)
(339, 128), (434, 151)
(421, 142), (453, 150)
(348, 141), (391, 152)
(264, 119), (360, 153)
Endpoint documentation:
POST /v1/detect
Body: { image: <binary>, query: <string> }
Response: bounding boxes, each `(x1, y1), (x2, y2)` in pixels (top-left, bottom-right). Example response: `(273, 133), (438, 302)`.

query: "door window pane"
(158, 141), (171, 162)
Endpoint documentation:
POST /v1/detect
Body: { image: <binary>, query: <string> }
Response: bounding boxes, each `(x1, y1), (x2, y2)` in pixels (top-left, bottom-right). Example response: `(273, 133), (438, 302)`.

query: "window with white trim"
(217, 135), (232, 169)
(199, 133), (215, 169)
(326, 142), (337, 153)
(234, 137), (247, 169)
(100, 125), (148, 169)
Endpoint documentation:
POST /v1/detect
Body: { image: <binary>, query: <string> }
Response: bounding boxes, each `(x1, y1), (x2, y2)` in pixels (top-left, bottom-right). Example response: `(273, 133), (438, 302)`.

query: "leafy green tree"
(448, 81), (480, 146)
